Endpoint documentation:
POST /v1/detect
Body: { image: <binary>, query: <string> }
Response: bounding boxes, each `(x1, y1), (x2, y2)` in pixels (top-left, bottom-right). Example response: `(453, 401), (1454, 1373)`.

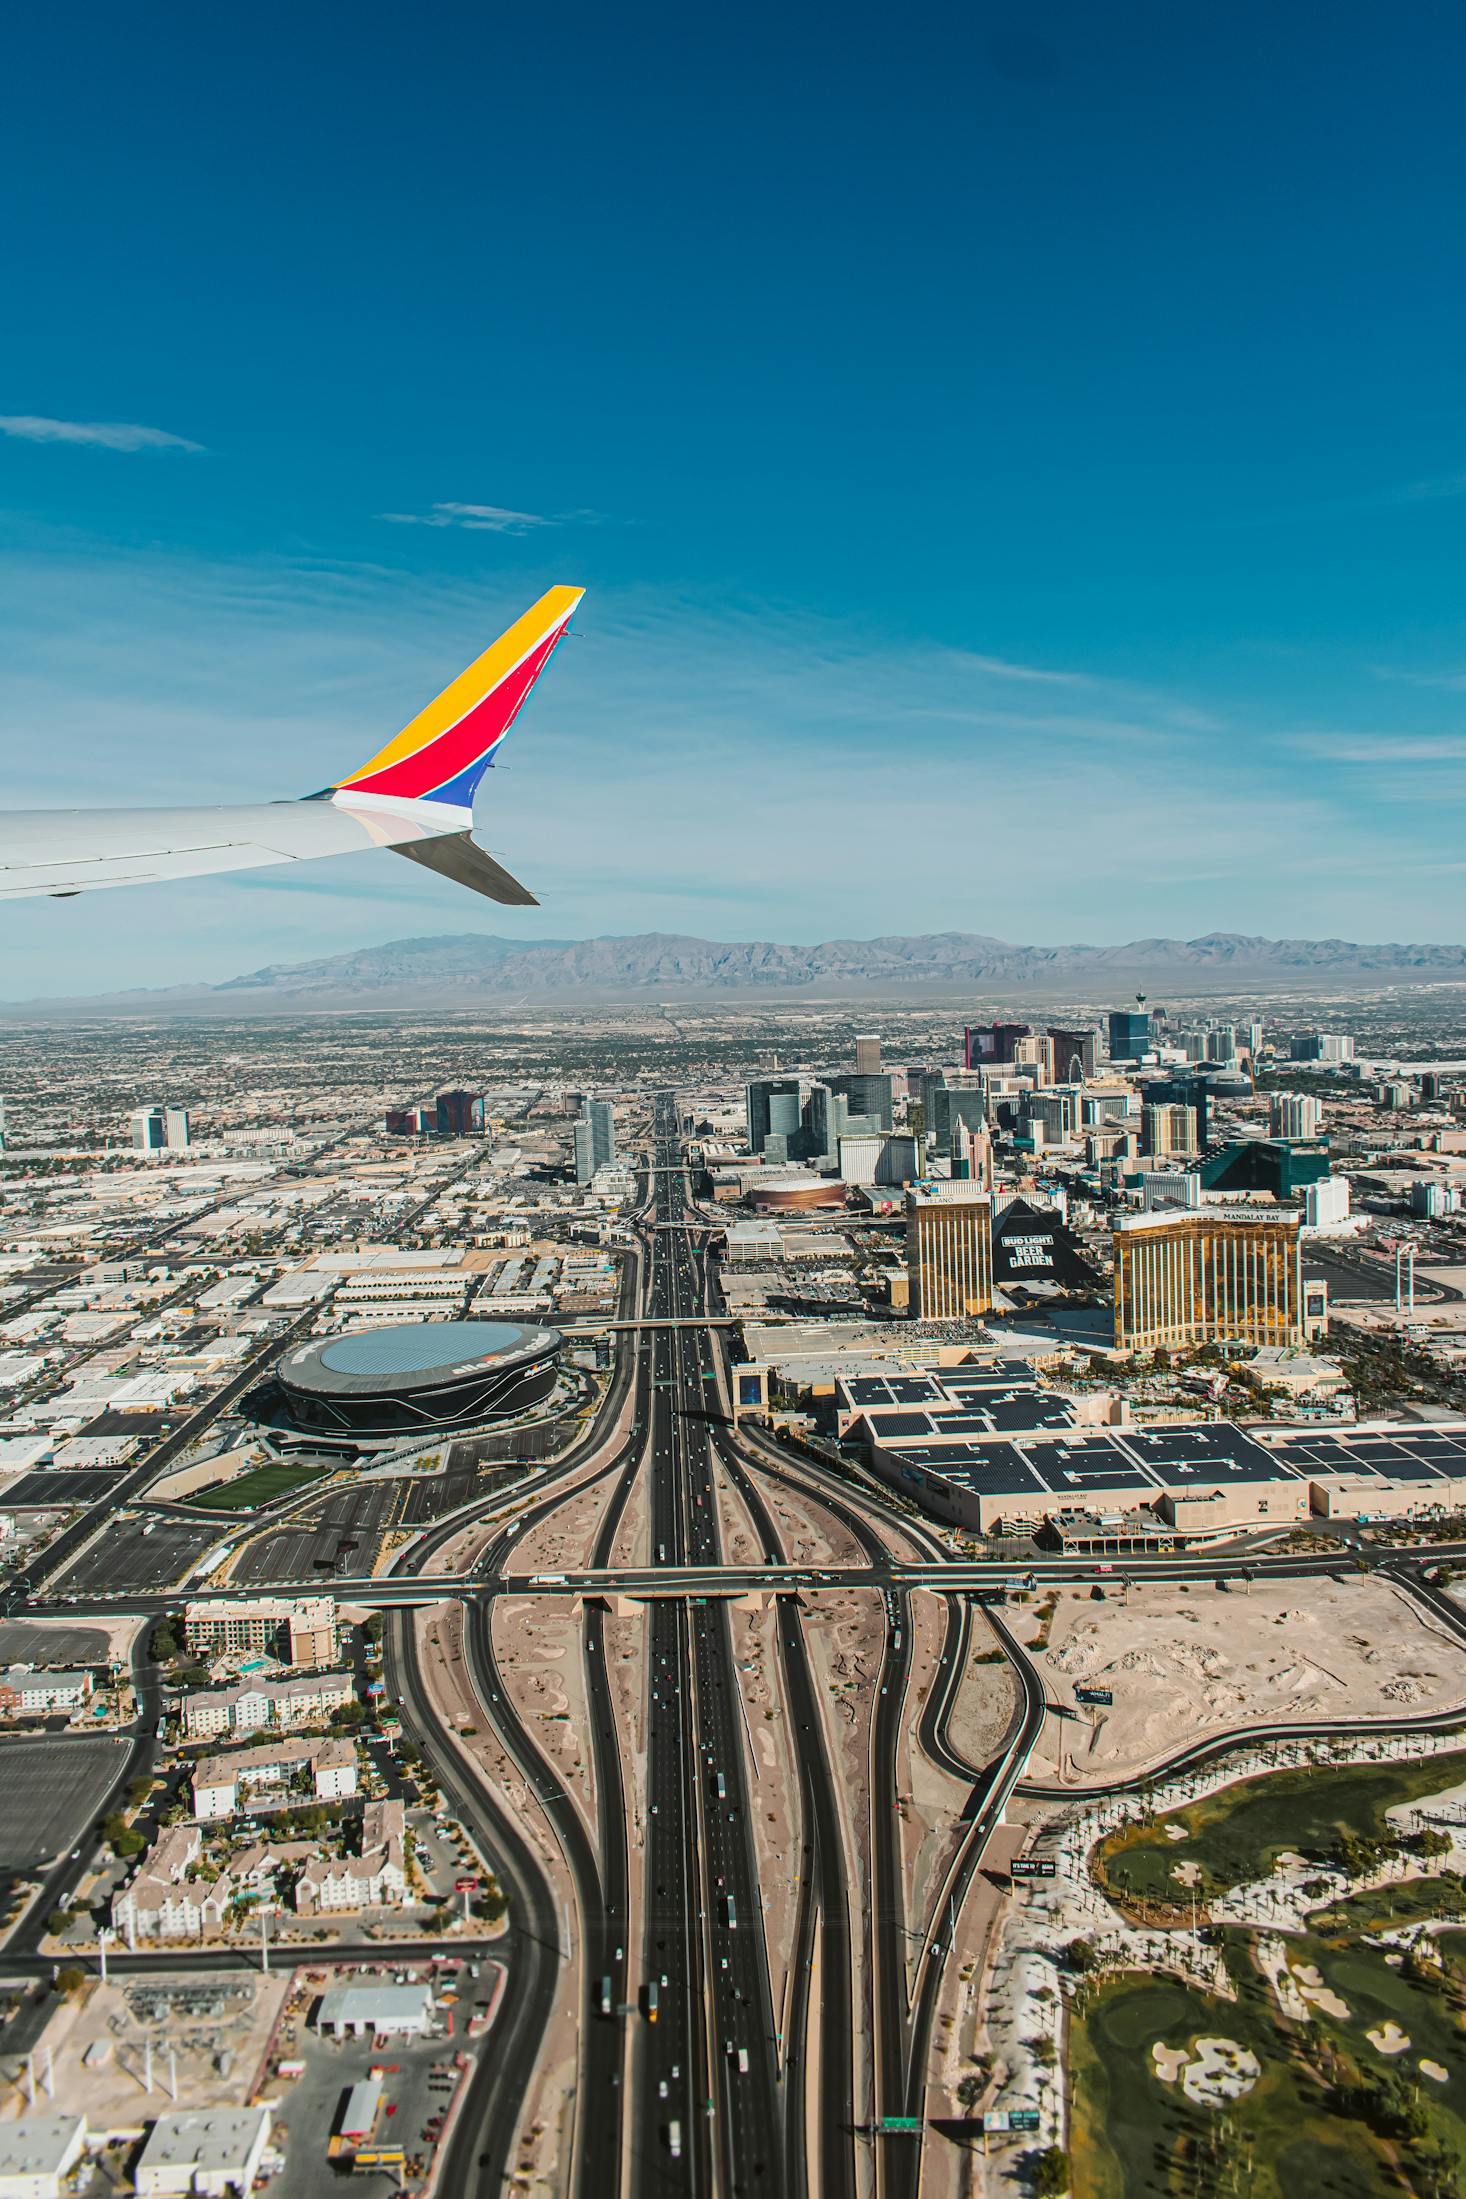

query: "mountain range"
(9, 929), (1466, 1014)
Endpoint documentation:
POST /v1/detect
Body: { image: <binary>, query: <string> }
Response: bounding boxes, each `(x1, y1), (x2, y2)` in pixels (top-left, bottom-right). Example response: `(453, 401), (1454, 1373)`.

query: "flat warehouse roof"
(1321, 1456), (1451, 1485)
(862, 1409), (943, 1439)
(964, 1398), (1075, 1429)
(317, 1984), (430, 2026)
(0, 2114), (84, 2174)
(1135, 1450), (1299, 1487)
(1119, 1425), (1275, 1470)
(839, 1375), (948, 1406)
(886, 1442), (1049, 1496)
(1033, 1455), (1154, 1494)
(137, 2107), (270, 2171)
(942, 1369), (1046, 1395)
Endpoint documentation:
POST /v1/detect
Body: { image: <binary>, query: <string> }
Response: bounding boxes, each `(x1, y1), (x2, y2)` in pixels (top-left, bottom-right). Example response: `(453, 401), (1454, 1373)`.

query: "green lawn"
(1096, 1752), (1466, 1912)
(187, 1459), (333, 1510)
(1069, 1956), (1417, 2199)
(1314, 1876), (1466, 1937)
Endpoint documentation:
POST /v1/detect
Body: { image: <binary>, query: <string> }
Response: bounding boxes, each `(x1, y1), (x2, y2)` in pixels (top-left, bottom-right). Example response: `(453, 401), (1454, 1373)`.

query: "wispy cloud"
(1371, 664), (1466, 693)
(0, 414), (203, 453)
(1235, 465), (1466, 531)
(378, 501), (555, 535)
(948, 649), (1089, 687)
(1290, 732), (1466, 765)
(1388, 470), (1466, 505)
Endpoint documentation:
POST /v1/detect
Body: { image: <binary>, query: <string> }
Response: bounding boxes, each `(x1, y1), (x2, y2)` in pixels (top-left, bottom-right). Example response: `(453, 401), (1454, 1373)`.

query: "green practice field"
(186, 1459), (333, 1510)
(1096, 1751), (1466, 1911)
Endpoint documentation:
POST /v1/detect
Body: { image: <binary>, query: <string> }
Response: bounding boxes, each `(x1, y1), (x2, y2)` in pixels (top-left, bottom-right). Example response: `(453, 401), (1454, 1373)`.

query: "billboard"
(990, 1196), (1095, 1288)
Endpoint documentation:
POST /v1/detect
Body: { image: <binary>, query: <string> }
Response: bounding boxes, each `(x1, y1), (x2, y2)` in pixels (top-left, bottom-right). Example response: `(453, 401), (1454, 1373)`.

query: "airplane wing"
(0, 585), (582, 905)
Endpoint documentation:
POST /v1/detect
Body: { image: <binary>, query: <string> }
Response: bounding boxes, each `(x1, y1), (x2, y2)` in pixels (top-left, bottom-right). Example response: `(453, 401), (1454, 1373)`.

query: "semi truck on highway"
(667, 2121), (682, 2160)
(645, 1979), (659, 2022)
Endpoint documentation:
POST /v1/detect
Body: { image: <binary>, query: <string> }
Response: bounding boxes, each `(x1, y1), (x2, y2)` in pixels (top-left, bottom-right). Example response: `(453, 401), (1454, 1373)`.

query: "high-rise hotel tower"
(905, 1184), (993, 1320)
(1113, 1206), (1303, 1352)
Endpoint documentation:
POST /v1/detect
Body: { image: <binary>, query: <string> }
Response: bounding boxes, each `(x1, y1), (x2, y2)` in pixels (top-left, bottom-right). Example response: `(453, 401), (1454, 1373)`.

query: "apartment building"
(192, 1736), (357, 1821)
(0, 1667), (92, 1718)
(181, 1670), (354, 1740)
(182, 1596), (338, 1670)
(295, 1800), (408, 1914)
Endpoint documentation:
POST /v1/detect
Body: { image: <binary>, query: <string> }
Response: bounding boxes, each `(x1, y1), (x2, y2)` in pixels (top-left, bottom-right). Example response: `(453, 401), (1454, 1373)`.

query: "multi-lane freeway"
(638, 1096), (784, 2193)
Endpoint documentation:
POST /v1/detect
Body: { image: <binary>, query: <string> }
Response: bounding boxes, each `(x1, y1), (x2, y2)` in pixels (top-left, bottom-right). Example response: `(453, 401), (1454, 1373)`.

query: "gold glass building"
(905, 1187), (993, 1319)
(1141, 1102), (1199, 1159)
(1113, 1207), (1302, 1352)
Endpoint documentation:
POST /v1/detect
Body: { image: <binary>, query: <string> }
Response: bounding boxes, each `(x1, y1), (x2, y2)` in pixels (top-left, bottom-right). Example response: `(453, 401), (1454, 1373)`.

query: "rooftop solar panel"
(861, 1410), (937, 1438)
(1033, 1458), (1152, 1493)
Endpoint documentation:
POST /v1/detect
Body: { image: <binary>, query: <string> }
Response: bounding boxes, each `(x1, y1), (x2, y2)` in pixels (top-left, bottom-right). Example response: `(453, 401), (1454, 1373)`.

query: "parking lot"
(0, 1621), (110, 1665)
(60, 1517), (221, 1594)
(265, 1959), (503, 2199)
(396, 1459), (487, 1525)
(0, 1735), (127, 1866)
(6, 1471), (123, 1508)
(230, 1482), (400, 1585)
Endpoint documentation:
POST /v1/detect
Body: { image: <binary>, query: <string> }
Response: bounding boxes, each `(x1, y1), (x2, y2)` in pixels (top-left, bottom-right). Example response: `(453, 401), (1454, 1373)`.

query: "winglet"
(333, 585), (583, 808)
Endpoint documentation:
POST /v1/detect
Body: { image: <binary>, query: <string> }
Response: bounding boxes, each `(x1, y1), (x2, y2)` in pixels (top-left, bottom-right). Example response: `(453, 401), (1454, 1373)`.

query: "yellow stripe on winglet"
(335, 585), (584, 788)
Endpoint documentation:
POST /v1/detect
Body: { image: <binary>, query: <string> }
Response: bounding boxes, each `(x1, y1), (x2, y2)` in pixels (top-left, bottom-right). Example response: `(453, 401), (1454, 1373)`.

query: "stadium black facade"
(277, 1320), (562, 1439)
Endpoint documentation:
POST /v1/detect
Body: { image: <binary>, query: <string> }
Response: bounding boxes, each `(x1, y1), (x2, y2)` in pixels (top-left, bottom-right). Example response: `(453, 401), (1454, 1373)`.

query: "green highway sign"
(878, 2118), (924, 2133)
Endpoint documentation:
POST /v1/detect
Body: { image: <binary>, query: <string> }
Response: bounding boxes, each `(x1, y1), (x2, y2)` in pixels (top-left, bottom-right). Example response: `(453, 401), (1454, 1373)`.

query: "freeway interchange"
(8, 1095), (1466, 2199)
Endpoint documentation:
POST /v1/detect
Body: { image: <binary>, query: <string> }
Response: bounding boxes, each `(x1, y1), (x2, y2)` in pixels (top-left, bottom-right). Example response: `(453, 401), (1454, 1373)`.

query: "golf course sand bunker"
(1292, 1962), (1351, 2019)
(1368, 2022), (1411, 2054)
(1184, 2039), (1260, 2105)
(1153, 2037), (1260, 2104)
(1422, 2059), (1449, 2082)
(1033, 1575), (1466, 1782)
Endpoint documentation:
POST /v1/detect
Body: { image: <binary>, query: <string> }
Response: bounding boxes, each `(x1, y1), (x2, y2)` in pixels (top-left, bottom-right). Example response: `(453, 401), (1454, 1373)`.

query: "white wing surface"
(0, 584), (582, 909)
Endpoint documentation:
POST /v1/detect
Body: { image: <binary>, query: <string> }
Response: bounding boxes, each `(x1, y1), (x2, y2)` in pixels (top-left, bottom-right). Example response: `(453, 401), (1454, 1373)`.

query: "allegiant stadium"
(277, 1320), (562, 1439)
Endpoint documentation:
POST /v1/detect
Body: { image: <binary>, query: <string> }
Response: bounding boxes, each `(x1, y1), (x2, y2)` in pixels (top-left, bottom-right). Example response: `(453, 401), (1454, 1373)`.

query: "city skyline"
(0, 994), (1464, 2193)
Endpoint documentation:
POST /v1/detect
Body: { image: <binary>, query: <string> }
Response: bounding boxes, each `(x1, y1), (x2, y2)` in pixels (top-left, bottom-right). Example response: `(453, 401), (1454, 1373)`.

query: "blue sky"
(4, 0), (1466, 994)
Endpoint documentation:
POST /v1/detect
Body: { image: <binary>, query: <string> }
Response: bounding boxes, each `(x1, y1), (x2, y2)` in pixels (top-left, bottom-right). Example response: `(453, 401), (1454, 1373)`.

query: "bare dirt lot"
(1027, 1575), (1466, 1785)
(802, 1587), (885, 2134)
(491, 1594), (598, 1840)
(2, 1967), (291, 2126)
(945, 1615), (1020, 1769)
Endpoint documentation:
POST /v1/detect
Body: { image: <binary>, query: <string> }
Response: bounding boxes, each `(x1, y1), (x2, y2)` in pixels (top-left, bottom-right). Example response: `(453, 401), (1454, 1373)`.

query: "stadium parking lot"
(59, 1517), (221, 1595)
(6, 1470), (123, 1508)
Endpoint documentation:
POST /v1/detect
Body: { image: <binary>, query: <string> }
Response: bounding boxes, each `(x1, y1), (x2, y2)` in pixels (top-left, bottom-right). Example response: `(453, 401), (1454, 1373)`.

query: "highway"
(637, 1097), (783, 2193)
(891, 1606), (1046, 2197)
(42, 1539), (1435, 1617)
(387, 1607), (566, 2199)
(713, 1431), (857, 2199)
